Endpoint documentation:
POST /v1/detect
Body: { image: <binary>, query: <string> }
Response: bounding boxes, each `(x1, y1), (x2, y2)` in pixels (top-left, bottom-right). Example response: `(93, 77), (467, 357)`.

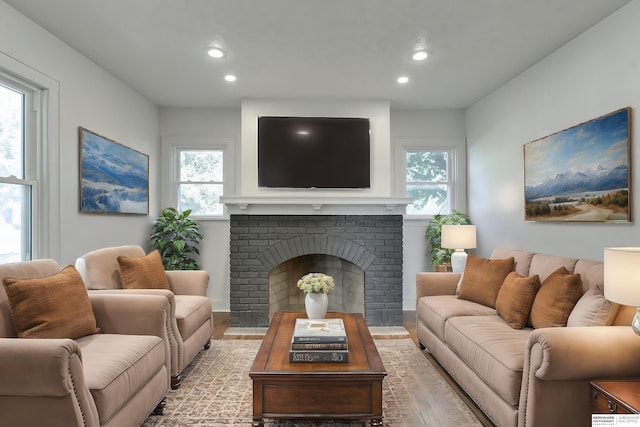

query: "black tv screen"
(258, 116), (370, 189)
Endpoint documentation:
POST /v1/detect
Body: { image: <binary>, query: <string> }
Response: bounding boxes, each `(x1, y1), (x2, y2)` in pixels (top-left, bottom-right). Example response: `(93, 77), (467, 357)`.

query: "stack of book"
(289, 318), (349, 363)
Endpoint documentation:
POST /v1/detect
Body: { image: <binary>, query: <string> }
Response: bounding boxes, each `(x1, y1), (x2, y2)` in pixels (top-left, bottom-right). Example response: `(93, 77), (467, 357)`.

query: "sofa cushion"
(490, 248), (536, 277)
(3, 265), (100, 339)
(445, 316), (532, 406)
(573, 259), (604, 292)
(174, 295), (212, 339)
(529, 254), (578, 282)
(496, 272), (541, 329)
(117, 250), (171, 290)
(417, 295), (496, 341)
(77, 333), (165, 424)
(457, 255), (515, 308)
(530, 266), (583, 328)
(567, 286), (614, 327)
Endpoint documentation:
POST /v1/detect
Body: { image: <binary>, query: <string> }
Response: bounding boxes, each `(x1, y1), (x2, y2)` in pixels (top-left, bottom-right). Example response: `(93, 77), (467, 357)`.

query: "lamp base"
(633, 308), (640, 336)
(450, 250), (468, 273)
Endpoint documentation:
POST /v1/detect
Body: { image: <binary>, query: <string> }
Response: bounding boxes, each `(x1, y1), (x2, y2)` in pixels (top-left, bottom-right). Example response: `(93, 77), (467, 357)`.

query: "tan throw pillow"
(496, 272), (541, 329)
(457, 255), (515, 308)
(117, 250), (171, 290)
(567, 286), (614, 327)
(530, 266), (583, 328)
(3, 265), (100, 339)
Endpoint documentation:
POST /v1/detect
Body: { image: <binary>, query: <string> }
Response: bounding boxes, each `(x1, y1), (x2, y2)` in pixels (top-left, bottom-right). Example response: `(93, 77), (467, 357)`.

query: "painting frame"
(524, 107), (631, 223)
(79, 127), (149, 215)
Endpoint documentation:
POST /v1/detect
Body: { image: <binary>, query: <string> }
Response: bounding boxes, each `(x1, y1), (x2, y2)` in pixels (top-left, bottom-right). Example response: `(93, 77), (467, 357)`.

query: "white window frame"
(0, 65), (57, 260)
(394, 137), (466, 219)
(162, 136), (235, 220)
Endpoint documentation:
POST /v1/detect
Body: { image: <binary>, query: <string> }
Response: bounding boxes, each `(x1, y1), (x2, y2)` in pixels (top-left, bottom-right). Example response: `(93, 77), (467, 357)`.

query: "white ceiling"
(5, 0), (631, 109)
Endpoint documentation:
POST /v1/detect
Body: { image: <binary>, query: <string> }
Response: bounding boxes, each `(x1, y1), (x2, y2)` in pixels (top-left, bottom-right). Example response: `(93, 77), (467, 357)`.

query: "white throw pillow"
(567, 286), (613, 327)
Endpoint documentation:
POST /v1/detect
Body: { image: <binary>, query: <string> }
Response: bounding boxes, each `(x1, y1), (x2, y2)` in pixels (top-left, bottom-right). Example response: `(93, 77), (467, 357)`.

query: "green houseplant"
(425, 210), (472, 269)
(150, 207), (203, 270)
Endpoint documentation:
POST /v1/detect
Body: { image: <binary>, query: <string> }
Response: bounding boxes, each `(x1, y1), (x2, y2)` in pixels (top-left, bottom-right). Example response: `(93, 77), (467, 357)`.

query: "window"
(405, 149), (452, 215)
(0, 80), (35, 262)
(177, 149), (224, 216)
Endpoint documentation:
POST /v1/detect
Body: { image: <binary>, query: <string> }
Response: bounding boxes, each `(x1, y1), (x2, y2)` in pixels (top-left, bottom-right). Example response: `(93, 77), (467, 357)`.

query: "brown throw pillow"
(3, 265), (100, 339)
(530, 266), (583, 328)
(495, 272), (541, 329)
(117, 250), (171, 290)
(457, 255), (515, 308)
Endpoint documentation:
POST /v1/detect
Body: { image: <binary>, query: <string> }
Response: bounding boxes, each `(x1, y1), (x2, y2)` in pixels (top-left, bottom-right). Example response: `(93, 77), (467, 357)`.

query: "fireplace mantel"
(220, 196), (413, 215)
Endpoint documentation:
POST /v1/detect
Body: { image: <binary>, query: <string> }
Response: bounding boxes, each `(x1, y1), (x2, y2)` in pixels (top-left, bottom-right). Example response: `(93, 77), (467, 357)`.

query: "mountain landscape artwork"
(80, 127), (149, 214)
(524, 107), (631, 222)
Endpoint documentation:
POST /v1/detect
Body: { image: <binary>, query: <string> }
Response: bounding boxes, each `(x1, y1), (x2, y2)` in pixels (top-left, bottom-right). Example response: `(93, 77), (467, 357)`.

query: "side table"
(590, 380), (640, 414)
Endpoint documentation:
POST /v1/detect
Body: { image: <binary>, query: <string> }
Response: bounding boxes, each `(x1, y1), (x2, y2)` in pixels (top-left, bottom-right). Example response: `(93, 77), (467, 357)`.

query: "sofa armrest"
(0, 338), (100, 426)
(526, 326), (640, 381)
(416, 272), (460, 300)
(519, 326), (640, 427)
(165, 270), (209, 296)
(89, 293), (169, 337)
(0, 338), (83, 396)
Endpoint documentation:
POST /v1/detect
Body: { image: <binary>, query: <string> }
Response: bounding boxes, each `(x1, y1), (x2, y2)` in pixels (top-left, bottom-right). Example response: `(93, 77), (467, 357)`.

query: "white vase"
(305, 292), (328, 319)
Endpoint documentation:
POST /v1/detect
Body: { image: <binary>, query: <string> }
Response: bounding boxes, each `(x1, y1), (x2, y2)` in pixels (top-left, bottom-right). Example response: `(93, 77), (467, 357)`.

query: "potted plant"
(425, 210), (472, 271)
(150, 207), (203, 270)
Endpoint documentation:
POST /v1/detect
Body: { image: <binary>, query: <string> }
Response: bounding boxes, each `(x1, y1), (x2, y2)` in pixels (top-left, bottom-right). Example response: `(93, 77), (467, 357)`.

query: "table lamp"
(441, 224), (477, 273)
(604, 247), (640, 335)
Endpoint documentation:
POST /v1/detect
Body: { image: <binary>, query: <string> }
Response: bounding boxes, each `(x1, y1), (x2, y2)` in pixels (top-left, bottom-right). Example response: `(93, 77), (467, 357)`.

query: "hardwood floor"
(211, 311), (495, 426)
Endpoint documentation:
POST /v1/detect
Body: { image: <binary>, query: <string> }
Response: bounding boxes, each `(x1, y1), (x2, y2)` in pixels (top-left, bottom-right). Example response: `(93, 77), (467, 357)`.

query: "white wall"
(0, 1), (160, 265)
(466, 0), (640, 261)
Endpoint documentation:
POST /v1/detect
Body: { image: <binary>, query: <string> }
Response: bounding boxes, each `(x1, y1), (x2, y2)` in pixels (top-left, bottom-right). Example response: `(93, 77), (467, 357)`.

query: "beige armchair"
(0, 259), (170, 427)
(75, 245), (212, 389)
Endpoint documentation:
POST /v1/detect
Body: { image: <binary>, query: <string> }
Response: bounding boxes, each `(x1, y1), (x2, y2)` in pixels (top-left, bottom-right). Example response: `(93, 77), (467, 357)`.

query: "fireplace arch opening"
(269, 254), (365, 321)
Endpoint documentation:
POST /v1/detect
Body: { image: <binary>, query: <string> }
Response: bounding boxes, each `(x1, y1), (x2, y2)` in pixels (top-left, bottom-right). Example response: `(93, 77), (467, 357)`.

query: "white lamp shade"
(441, 225), (477, 250)
(604, 247), (640, 307)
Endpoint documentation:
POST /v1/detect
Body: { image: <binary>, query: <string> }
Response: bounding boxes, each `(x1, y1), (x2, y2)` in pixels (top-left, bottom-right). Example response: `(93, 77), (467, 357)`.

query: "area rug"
(142, 339), (482, 426)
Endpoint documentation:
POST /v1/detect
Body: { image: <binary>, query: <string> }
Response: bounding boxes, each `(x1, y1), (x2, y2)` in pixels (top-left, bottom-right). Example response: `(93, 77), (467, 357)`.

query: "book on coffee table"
(291, 318), (348, 343)
(289, 349), (348, 363)
(290, 341), (349, 350)
(290, 318), (349, 363)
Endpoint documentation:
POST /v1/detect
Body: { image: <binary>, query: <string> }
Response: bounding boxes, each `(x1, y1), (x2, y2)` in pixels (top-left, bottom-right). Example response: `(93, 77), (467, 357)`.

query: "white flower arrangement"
(296, 272), (335, 294)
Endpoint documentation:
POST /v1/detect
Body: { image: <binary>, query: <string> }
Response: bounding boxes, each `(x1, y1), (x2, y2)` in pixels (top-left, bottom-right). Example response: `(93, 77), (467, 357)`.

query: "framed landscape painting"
(524, 107), (631, 222)
(79, 127), (149, 215)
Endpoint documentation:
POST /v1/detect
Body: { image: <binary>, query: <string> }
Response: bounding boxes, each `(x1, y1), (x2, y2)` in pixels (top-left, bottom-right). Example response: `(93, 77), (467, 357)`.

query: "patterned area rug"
(142, 339), (482, 427)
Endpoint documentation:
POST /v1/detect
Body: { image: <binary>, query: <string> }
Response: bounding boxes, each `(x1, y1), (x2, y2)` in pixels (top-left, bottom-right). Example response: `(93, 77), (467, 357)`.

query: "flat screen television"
(258, 116), (370, 189)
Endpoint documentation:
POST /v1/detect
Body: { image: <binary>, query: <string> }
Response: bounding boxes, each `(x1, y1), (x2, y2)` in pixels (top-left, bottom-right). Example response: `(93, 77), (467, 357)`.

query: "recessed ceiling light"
(207, 47), (225, 58)
(224, 74), (237, 82)
(397, 76), (409, 84)
(412, 51), (428, 61)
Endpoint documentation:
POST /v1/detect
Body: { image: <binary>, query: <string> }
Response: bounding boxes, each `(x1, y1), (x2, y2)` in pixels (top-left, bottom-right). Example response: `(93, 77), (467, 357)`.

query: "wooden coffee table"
(250, 312), (387, 426)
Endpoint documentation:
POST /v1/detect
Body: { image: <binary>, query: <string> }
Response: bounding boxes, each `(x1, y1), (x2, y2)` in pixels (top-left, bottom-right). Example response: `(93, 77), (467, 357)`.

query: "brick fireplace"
(229, 214), (404, 327)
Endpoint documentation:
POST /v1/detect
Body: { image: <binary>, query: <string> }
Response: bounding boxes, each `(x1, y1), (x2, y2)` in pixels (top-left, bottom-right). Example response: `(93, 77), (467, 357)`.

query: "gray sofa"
(0, 259), (170, 427)
(416, 248), (640, 427)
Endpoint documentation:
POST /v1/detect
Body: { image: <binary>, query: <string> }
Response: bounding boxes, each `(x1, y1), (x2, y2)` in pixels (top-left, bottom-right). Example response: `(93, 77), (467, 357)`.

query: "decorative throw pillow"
(496, 272), (541, 329)
(530, 266), (583, 328)
(567, 286), (614, 327)
(457, 255), (515, 308)
(3, 265), (100, 339)
(117, 250), (171, 290)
